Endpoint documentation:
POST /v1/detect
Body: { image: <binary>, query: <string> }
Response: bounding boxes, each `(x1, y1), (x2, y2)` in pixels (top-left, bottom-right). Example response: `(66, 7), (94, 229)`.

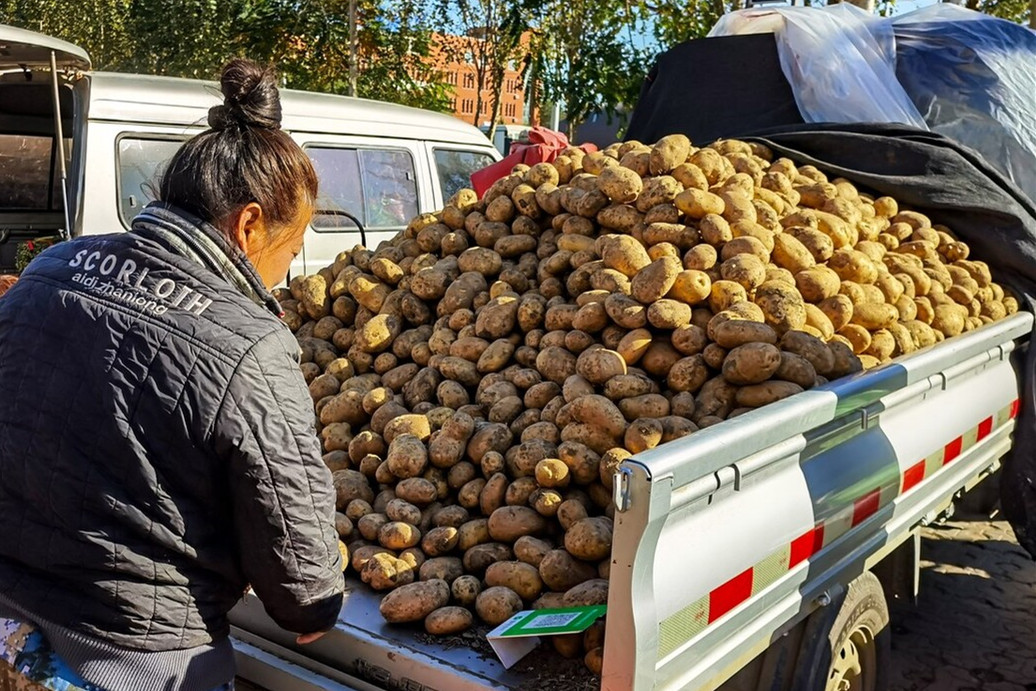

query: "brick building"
(428, 32), (535, 127)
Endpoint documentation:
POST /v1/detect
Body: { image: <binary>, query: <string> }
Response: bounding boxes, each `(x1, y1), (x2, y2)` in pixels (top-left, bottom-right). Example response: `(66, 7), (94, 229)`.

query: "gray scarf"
(131, 202), (283, 316)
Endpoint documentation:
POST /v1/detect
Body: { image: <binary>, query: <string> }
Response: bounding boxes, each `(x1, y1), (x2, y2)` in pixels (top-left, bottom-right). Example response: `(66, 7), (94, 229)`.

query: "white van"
(0, 24), (500, 276)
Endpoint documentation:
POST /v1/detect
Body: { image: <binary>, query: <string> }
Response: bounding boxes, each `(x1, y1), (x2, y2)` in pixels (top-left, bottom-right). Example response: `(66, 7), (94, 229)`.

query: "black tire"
(792, 571), (892, 691)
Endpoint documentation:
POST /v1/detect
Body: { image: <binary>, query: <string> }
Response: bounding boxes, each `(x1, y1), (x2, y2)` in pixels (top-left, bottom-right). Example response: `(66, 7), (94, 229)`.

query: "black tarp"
(625, 34), (803, 147)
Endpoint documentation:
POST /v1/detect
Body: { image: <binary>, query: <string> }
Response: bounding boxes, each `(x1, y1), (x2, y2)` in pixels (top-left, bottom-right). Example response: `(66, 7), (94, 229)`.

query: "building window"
(447, 71), (458, 85)
(463, 73), (475, 89)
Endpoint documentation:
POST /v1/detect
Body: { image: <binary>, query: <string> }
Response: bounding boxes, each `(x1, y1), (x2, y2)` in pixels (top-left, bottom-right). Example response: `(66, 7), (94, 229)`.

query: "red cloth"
(470, 127), (599, 198)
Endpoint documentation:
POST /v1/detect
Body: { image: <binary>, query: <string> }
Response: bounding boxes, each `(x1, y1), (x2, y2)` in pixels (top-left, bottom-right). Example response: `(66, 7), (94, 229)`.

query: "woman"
(0, 60), (344, 690)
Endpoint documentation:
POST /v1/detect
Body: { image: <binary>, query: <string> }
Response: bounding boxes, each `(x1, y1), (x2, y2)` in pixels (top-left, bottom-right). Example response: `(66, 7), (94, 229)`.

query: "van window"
(433, 149), (495, 201)
(0, 134), (70, 211)
(116, 136), (184, 226)
(307, 147), (419, 232)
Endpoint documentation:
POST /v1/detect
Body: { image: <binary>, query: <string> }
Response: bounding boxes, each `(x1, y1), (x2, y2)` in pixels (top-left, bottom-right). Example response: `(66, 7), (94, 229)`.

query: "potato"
(486, 561), (545, 601)
(488, 506), (547, 543)
(598, 165), (644, 203)
(386, 434), (428, 480)
(647, 299), (693, 329)
(361, 553), (415, 591)
(736, 381), (804, 407)
(563, 578), (610, 607)
(795, 267), (841, 303)
(418, 556), (463, 583)
(476, 586), (524, 625)
(576, 348), (628, 384)
(625, 418), (664, 453)
(772, 233), (816, 274)
(463, 542), (513, 575)
(514, 535), (553, 567)
(780, 330), (836, 378)
(539, 549), (598, 592)
(709, 280), (748, 313)
(395, 477), (439, 505)
(722, 343), (782, 385)
(421, 526), (459, 557)
(675, 189), (724, 220)
(850, 302), (898, 331)
(755, 281), (808, 334)
(667, 354), (710, 393)
(564, 516), (613, 561)
(634, 176), (683, 213)
(774, 351), (817, 388)
(599, 234), (652, 277)
(631, 256), (682, 304)
(424, 606), (474, 635)
(650, 134), (692, 175)
(379, 579), (451, 623)
(378, 521), (421, 551)
(932, 304), (966, 337)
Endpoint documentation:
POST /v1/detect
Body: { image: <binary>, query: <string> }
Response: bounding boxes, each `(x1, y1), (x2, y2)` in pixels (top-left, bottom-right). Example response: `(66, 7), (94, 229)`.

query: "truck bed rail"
(602, 312), (1032, 691)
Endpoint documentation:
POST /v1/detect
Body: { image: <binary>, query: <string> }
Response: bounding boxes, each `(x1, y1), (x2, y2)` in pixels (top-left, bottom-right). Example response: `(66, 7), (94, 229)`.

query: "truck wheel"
(793, 572), (891, 691)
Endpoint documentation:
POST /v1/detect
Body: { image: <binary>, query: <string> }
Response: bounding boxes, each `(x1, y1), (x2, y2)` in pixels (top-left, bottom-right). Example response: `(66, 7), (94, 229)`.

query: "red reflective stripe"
(943, 436), (963, 465)
(1010, 399), (1020, 419)
(977, 416), (994, 441)
(708, 568), (754, 623)
(902, 460), (926, 493)
(852, 489), (881, 527)
(789, 524), (825, 568)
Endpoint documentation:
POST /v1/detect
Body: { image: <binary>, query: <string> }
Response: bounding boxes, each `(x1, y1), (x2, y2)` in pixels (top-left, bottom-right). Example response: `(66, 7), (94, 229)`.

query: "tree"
(0, 0), (134, 68)
(522, 0), (652, 140)
(0, 0), (451, 112)
(965, 0), (1032, 24)
(239, 0), (453, 110)
(433, 0), (532, 130)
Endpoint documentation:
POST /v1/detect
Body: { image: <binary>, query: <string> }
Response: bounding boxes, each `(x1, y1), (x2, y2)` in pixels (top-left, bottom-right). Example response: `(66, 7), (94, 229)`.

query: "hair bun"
(207, 58), (282, 131)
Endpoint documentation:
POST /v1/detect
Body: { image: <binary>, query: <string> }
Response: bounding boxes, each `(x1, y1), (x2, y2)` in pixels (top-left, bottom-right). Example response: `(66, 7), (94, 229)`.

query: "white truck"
(3, 22), (1032, 691)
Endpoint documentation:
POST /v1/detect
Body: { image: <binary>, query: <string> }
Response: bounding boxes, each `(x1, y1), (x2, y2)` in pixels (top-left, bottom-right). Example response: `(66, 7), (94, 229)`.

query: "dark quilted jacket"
(0, 204), (344, 651)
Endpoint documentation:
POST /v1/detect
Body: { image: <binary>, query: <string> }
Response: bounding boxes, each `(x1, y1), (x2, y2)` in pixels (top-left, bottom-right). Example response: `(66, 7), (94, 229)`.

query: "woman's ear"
(232, 202), (266, 253)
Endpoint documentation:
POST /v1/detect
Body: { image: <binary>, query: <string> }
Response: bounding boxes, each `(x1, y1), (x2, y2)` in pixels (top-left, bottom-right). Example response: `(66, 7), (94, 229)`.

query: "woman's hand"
(296, 631), (327, 645)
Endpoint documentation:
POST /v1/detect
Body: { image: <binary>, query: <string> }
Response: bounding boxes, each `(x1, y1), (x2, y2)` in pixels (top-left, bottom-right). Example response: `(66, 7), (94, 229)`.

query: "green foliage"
(521, 0), (653, 138)
(966, 0), (1031, 24)
(15, 237), (60, 273)
(3, 0), (1030, 131)
(0, 0), (134, 67)
(0, 0), (453, 112)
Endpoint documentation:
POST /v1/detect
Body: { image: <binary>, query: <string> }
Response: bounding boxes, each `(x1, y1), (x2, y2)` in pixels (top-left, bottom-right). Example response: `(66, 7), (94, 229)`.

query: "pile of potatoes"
(275, 135), (1018, 673)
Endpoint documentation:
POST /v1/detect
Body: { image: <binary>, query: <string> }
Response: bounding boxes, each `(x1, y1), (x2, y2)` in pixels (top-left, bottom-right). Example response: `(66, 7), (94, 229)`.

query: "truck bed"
(231, 312), (1033, 691)
(230, 578), (598, 691)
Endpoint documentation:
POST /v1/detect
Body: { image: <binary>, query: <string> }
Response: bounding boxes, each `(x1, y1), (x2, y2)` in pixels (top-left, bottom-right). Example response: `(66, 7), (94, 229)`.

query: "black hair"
(158, 58), (318, 238)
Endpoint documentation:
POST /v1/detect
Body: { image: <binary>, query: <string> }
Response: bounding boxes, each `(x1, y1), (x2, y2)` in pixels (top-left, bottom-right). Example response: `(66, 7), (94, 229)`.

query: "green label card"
(486, 606), (606, 668)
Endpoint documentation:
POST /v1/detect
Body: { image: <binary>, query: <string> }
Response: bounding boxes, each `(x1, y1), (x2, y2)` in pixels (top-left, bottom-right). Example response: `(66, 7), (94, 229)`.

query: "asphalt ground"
(888, 516), (1036, 691)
